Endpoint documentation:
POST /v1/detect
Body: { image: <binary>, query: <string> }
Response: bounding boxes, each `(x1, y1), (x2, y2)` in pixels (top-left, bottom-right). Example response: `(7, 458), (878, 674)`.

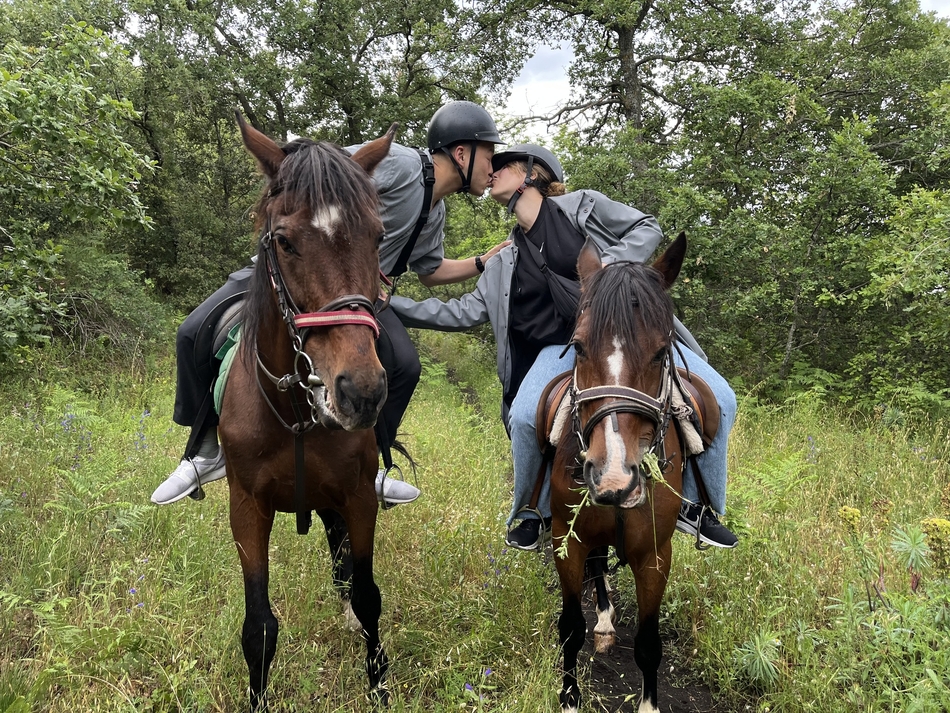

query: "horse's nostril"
(583, 459), (598, 485)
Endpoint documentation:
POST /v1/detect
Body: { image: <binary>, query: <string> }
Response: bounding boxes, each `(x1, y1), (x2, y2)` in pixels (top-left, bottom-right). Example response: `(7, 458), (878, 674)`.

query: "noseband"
(572, 346), (676, 472)
(257, 224), (380, 432)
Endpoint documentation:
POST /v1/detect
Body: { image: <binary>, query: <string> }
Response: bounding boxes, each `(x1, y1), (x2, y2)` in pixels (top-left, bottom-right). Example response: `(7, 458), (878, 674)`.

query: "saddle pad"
(213, 324), (241, 415)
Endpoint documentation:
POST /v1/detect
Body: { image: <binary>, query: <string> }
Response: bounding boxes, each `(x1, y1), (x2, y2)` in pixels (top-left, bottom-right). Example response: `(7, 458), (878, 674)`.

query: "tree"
(0, 22), (155, 358)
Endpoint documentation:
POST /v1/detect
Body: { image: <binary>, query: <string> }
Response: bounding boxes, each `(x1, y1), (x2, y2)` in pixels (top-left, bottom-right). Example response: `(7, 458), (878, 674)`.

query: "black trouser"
(173, 273), (420, 451)
(173, 265), (253, 428)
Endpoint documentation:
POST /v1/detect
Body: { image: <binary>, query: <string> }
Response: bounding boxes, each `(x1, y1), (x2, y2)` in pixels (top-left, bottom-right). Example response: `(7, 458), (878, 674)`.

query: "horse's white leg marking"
(561, 706), (579, 713)
(312, 205), (342, 235)
(638, 696), (660, 713)
(593, 600), (617, 654)
(343, 600), (362, 631)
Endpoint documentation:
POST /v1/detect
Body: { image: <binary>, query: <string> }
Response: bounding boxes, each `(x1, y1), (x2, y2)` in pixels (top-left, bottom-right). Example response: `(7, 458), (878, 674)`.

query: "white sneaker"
(375, 468), (420, 506)
(150, 450), (227, 505)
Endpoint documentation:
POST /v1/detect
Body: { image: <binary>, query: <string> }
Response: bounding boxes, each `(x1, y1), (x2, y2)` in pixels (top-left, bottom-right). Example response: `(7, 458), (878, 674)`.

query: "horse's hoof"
(593, 631), (616, 654)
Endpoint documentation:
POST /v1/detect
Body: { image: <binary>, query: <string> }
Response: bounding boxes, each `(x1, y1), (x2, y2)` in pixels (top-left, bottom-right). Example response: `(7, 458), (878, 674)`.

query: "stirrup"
(377, 464), (404, 510)
(691, 502), (711, 552)
(507, 505), (550, 550)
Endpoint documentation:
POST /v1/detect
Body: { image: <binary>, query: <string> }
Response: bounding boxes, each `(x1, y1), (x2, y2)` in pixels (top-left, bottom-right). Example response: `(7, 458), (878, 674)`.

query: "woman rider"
(390, 144), (738, 550)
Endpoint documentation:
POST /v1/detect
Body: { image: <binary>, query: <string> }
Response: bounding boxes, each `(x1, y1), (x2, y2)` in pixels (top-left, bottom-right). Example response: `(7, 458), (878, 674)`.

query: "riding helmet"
(427, 101), (503, 151)
(491, 144), (564, 183)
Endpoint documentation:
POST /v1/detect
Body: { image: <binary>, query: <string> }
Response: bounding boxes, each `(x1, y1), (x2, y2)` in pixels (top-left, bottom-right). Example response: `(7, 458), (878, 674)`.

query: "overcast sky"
(504, 0), (950, 138)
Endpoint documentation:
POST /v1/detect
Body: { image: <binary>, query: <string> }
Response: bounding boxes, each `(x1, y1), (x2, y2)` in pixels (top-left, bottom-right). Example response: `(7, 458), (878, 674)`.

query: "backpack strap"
(388, 148), (435, 280)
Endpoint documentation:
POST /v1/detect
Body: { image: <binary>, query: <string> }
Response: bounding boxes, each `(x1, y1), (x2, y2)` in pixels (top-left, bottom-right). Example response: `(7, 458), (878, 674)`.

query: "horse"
(219, 114), (394, 711)
(550, 233), (688, 713)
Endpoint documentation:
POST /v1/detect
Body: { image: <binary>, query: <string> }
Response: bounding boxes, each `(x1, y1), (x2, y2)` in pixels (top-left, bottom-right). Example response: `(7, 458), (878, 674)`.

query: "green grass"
(1, 334), (949, 712)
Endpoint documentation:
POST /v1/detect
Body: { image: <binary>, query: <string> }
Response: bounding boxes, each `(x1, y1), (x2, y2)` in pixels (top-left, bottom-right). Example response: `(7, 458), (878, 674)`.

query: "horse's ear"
(235, 110), (285, 180)
(651, 232), (687, 290)
(577, 237), (603, 286)
(351, 123), (398, 175)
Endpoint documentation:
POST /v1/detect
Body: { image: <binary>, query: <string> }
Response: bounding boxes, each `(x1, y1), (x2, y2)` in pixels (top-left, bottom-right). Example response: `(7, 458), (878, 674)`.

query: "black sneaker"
(676, 503), (738, 549)
(505, 517), (552, 551)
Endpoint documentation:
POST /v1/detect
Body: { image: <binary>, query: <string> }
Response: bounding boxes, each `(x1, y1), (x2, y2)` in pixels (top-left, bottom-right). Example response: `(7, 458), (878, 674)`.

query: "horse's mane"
(241, 139), (381, 360)
(578, 262), (674, 357)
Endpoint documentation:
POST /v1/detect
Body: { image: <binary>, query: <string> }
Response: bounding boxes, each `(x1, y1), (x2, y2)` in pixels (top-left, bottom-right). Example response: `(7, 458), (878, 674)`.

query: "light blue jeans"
(505, 343), (735, 523)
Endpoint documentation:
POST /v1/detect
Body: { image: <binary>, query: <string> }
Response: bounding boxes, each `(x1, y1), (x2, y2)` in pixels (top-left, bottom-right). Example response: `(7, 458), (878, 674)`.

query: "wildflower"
(838, 506), (861, 534)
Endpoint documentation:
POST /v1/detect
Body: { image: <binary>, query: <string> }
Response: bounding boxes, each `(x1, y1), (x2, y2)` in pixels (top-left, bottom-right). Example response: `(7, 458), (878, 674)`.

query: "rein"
(255, 222), (381, 535)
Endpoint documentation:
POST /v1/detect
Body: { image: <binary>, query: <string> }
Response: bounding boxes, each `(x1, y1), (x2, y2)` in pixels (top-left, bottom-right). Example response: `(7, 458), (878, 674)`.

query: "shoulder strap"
(388, 148), (435, 279)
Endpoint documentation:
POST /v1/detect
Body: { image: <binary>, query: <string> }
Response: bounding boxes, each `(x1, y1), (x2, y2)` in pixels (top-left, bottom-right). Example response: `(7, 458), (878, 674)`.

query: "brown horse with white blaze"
(220, 114), (393, 711)
(551, 234), (688, 713)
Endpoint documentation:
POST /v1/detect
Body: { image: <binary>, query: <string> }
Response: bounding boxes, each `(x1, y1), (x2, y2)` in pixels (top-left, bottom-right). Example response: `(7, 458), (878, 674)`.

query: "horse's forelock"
(580, 262), (674, 354)
(268, 140), (380, 231)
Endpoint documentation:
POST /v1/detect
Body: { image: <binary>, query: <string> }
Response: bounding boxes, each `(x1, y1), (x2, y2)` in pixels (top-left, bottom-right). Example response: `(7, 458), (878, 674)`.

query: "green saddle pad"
(213, 324), (241, 415)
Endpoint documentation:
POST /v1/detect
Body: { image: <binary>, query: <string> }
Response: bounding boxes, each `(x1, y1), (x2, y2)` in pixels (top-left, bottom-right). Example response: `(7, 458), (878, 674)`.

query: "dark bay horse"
(551, 234), (688, 713)
(219, 115), (393, 711)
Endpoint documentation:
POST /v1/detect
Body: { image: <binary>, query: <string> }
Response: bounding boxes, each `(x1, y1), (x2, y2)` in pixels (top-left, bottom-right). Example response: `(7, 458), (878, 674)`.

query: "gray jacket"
(390, 189), (705, 407)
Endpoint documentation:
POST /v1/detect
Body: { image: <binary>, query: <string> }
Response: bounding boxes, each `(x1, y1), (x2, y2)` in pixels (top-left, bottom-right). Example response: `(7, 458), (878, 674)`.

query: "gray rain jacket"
(389, 190), (705, 419)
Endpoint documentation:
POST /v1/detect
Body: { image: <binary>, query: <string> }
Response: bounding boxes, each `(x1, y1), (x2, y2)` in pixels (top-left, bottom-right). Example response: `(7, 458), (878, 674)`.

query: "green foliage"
(0, 21), (159, 362)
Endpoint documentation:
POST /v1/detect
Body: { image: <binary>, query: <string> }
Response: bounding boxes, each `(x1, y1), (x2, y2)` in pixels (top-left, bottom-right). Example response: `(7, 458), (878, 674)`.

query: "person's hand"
(482, 239), (511, 262)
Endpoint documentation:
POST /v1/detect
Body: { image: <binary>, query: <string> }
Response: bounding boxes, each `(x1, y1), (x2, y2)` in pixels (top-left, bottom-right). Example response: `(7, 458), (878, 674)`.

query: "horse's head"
(237, 114), (394, 431)
(571, 233), (687, 508)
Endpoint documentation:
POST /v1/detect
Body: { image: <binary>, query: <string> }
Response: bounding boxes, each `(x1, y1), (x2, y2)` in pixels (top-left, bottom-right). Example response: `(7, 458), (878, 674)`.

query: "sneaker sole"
(675, 521), (737, 549)
(382, 493), (421, 506)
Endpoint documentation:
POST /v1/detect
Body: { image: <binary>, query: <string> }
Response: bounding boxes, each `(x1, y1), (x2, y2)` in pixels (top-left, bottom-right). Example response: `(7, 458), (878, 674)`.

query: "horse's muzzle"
(326, 368), (387, 431)
(583, 460), (647, 509)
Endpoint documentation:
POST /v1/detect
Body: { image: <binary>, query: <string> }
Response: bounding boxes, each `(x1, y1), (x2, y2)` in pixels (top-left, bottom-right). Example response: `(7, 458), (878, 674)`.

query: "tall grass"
(1, 333), (948, 712)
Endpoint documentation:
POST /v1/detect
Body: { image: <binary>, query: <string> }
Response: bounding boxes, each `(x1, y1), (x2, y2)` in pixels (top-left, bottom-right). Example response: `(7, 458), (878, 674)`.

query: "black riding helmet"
(427, 101), (503, 194)
(490, 143), (564, 213)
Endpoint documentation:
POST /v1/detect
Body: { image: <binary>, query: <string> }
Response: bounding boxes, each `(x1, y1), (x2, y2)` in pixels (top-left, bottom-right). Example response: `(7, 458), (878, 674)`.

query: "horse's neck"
(256, 306), (297, 371)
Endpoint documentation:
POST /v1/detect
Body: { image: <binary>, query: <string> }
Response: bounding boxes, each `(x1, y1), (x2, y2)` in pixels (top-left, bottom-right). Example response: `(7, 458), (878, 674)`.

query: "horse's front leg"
(554, 533), (589, 713)
(231, 486), (278, 713)
(630, 539), (672, 713)
(344, 499), (389, 707)
(317, 509), (360, 630)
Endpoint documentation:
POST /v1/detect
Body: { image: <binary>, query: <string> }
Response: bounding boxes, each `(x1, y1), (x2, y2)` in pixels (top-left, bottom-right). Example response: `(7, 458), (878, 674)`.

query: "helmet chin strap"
(441, 141), (478, 194)
(506, 156), (535, 214)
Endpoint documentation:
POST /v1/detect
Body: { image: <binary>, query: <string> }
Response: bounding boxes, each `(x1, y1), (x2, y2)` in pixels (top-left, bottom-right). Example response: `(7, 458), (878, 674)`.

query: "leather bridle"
(256, 221), (380, 433)
(571, 344), (677, 474)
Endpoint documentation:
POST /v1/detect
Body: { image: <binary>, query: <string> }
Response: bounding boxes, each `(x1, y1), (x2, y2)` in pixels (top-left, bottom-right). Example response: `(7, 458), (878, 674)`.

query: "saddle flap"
(535, 371), (573, 452)
(676, 367), (720, 445)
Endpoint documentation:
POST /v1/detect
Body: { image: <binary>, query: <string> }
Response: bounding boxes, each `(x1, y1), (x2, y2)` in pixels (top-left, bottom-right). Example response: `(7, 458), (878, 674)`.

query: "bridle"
(571, 342), (677, 476)
(256, 218), (380, 433)
(254, 215), (382, 537)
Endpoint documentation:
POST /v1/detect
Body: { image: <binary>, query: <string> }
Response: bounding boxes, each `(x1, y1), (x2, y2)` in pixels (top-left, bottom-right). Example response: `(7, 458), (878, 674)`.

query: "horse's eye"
(573, 341), (586, 359)
(652, 348), (666, 364)
(277, 236), (296, 254)
(376, 232), (386, 247)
